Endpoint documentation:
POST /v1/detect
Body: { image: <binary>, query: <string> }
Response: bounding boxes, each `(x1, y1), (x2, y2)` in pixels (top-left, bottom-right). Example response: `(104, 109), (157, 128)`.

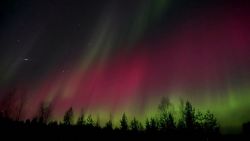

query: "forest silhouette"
(0, 89), (249, 140)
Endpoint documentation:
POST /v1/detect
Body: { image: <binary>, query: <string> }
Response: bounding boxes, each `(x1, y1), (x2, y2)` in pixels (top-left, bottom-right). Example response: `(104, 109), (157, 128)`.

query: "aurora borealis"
(1, 0), (250, 133)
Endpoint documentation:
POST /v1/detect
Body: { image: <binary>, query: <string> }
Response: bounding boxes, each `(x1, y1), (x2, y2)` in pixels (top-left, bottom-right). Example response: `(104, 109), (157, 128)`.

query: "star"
(24, 58), (29, 61)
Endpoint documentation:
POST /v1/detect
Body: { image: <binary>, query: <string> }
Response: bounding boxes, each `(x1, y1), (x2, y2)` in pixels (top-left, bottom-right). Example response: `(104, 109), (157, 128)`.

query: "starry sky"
(1, 0), (250, 132)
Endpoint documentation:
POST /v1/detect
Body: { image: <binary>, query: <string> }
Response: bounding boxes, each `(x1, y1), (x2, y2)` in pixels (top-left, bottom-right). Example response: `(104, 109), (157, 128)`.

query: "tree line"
(1, 90), (250, 140)
(0, 93), (220, 135)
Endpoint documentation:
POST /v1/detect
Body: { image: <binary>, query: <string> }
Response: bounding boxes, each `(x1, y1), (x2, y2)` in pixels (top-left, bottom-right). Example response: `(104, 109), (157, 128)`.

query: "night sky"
(1, 0), (250, 132)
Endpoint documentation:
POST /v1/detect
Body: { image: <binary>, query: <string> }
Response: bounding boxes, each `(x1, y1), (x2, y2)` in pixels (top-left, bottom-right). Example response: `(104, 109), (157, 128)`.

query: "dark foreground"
(1, 100), (250, 140)
(1, 125), (249, 141)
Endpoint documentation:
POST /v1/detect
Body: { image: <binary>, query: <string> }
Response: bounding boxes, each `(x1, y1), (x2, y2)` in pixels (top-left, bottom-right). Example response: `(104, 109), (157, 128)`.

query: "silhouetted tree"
(11, 89), (27, 121)
(158, 97), (175, 131)
(105, 119), (113, 130)
(15, 92), (26, 121)
(177, 119), (185, 131)
(130, 117), (142, 131)
(105, 114), (113, 130)
(77, 112), (85, 126)
(37, 102), (52, 124)
(86, 114), (94, 127)
(150, 118), (158, 131)
(120, 113), (128, 131)
(145, 118), (150, 130)
(95, 115), (101, 129)
(243, 121), (250, 134)
(146, 117), (158, 131)
(166, 113), (175, 130)
(159, 112), (176, 131)
(176, 99), (185, 131)
(25, 119), (31, 125)
(203, 111), (219, 134)
(63, 107), (73, 125)
(184, 101), (195, 129)
(31, 117), (38, 124)
(195, 111), (204, 129)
